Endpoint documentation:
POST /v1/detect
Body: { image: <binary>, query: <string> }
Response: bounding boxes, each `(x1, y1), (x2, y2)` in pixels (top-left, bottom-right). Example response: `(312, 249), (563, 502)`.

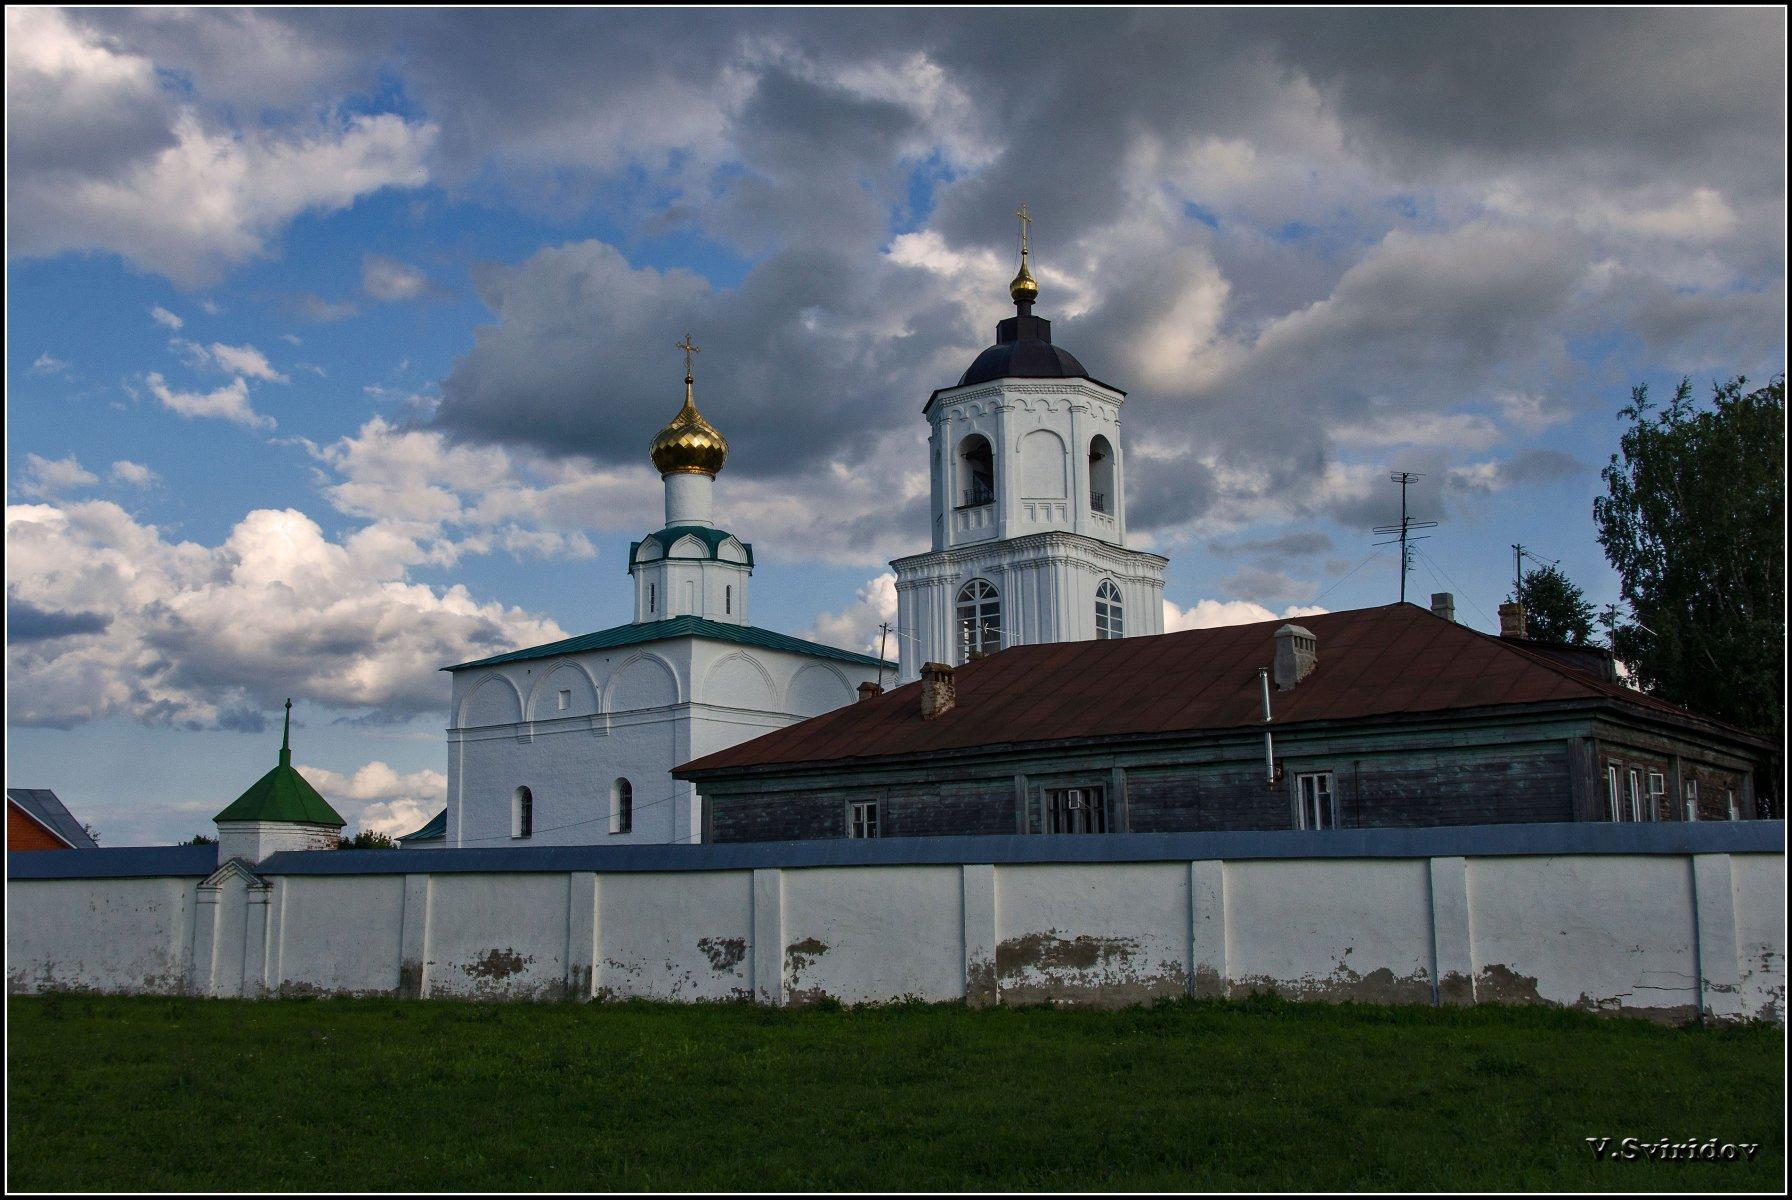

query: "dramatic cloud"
(7, 9), (435, 286)
(5, 9), (1783, 742)
(1163, 598), (1329, 632)
(295, 760), (447, 838)
(805, 573), (899, 656)
(5, 499), (566, 730)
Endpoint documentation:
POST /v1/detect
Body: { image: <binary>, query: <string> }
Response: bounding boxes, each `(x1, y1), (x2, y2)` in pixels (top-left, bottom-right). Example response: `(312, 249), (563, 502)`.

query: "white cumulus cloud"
(145, 372), (274, 430)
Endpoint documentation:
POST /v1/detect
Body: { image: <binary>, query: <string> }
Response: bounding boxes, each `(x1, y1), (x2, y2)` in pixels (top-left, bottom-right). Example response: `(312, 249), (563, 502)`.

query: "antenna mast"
(1509, 543), (1559, 599)
(1372, 472), (1438, 604)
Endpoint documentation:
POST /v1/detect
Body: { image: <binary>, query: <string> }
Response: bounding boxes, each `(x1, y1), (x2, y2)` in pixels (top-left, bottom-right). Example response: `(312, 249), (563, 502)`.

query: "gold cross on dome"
(1015, 202), (1032, 258)
(676, 333), (700, 378)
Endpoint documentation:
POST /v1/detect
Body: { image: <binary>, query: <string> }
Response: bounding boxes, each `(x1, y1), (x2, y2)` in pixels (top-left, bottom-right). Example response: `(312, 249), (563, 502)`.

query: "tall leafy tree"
(1593, 375), (1785, 736)
(1513, 564), (1597, 645)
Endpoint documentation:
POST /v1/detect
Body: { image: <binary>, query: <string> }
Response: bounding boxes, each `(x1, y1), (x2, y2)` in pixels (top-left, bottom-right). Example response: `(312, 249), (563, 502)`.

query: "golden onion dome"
(650, 375), (728, 477)
(1009, 257), (1039, 305)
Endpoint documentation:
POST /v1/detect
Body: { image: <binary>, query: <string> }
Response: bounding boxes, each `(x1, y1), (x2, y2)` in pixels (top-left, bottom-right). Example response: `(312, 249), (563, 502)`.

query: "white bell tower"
(890, 207), (1166, 680)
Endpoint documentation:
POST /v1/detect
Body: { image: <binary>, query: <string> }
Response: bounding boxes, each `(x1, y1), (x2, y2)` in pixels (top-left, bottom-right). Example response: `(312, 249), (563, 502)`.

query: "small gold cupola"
(1008, 201), (1039, 309)
(650, 333), (728, 478)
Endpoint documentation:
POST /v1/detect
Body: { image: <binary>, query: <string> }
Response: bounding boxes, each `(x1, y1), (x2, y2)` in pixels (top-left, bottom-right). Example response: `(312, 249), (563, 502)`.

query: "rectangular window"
(1044, 787), (1106, 834)
(1607, 765), (1622, 822)
(649, 583), (656, 614)
(1727, 789), (1740, 821)
(848, 800), (879, 839)
(557, 689), (571, 711)
(1684, 778), (1699, 822)
(1627, 769), (1642, 822)
(1646, 771), (1665, 821)
(1296, 772), (1335, 830)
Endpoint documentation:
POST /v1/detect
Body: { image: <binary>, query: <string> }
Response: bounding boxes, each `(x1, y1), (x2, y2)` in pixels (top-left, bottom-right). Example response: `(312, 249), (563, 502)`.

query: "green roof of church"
(213, 701), (347, 827)
(398, 808), (447, 843)
(444, 615), (894, 672)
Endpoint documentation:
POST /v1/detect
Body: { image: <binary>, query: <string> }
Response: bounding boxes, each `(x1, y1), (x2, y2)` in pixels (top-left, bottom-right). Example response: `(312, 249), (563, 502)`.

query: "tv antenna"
(1372, 472), (1438, 604)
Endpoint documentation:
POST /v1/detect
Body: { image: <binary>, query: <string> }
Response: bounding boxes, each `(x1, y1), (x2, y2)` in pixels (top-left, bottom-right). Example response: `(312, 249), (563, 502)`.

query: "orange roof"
(677, 603), (1759, 775)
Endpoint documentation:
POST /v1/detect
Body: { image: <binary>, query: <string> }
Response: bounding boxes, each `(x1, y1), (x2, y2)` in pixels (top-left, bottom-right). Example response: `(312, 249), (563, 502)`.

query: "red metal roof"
(677, 603), (1748, 775)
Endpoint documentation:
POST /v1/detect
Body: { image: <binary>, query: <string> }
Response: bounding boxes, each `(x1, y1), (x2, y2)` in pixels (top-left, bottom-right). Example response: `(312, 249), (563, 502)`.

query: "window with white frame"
(512, 785), (533, 838)
(1727, 789), (1740, 821)
(610, 778), (633, 834)
(1095, 580), (1124, 640)
(1044, 787), (1106, 834)
(1607, 765), (1622, 821)
(1684, 777), (1699, 821)
(1295, 772), (1336, 830)
(1646, 771), (1665, 821)
(956, 579), (1001, 661)
(1627, 769), (1642, 822)
(848, 800), (880, 839)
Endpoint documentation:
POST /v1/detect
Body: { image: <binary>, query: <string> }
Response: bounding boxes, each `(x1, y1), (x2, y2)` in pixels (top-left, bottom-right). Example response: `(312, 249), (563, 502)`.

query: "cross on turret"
(676, 333), (700, 381)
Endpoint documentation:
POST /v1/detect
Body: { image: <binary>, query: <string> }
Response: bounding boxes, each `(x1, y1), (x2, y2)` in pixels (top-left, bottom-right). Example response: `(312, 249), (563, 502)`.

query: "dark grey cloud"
(1452, 449), (1588, 495)
(7, 600), (112, 642)
(1213, 532), (1337, 559)
(14, 8), (1783, 548)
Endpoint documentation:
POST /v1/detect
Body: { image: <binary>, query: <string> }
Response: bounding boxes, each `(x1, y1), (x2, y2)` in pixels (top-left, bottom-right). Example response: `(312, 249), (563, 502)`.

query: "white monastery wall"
(10, 825), (1783, 1023)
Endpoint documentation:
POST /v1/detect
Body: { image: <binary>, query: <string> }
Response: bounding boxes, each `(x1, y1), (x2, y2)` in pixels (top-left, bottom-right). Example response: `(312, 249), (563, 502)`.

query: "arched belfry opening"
(957, 434), (995, 509)
(1089, 435), (1115, 515)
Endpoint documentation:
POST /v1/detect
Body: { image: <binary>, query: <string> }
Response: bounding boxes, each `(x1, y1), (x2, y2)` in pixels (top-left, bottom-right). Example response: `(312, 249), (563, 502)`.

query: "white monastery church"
(423, 211), (1168, 847)
(436, 338), (892, 848)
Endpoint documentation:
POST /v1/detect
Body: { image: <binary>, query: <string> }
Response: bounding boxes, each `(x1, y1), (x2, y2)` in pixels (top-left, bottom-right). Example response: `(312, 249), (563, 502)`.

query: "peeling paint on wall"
(698, 936), (746, 973)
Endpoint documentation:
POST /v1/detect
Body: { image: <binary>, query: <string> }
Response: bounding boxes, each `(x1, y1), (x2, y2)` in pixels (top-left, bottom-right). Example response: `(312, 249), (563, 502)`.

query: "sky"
(6, 8), (1785, 845)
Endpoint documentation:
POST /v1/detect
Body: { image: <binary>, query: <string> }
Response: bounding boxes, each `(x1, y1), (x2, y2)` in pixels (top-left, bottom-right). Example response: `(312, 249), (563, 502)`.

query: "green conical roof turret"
(213, 699), (346, 827)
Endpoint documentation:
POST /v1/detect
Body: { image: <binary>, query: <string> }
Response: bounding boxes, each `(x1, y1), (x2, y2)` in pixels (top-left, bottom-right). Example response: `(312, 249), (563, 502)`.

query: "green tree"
(335, 830), (396, 850)
(1512, 564), (1598, 645)
(1593, 375), (1785, 736)
(181, 834), (218, 846)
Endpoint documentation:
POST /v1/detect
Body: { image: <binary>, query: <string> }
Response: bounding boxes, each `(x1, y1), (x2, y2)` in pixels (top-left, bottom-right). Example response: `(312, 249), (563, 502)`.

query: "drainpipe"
(1259, 667), (1276, 786)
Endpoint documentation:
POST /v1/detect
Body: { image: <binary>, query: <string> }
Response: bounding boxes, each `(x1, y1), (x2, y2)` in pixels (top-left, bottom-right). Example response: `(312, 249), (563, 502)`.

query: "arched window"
(512, 786), (533, 839)
(956, 579), (1001, 661)
(610, 778), (633, 834)
(1095, 580), (1124, 639)
(1089, 435), (1115, 515)
(956, 435), (995, 508)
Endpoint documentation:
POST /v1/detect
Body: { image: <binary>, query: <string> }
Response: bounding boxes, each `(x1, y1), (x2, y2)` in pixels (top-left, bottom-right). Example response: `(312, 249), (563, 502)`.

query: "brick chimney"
(1430, 592), (1456, 622)
(1497, 601), (1527, 639)
(920, 662), (956, 719)
(857, 681), (884, 702)
(1272, 624), (1318, 691)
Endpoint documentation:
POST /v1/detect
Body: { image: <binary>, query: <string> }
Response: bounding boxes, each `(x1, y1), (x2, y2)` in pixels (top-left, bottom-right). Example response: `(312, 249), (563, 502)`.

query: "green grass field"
(7, 993), (1782, 1191)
